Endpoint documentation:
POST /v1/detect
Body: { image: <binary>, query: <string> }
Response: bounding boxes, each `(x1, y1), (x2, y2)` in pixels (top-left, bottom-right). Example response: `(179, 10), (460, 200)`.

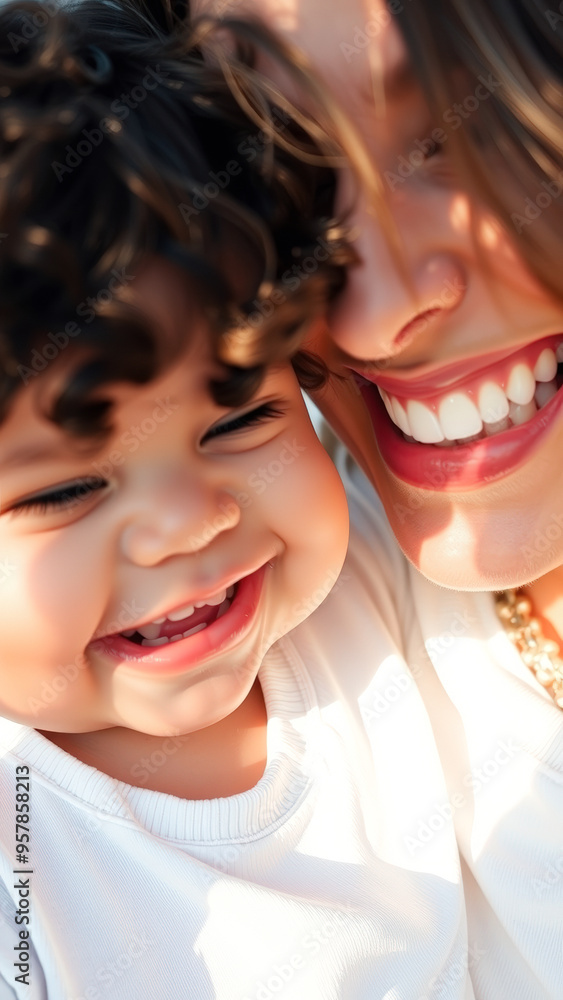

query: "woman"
(188, 1), (563, 997)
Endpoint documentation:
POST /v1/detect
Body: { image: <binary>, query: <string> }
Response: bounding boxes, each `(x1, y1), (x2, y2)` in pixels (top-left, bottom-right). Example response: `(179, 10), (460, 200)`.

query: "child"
(0, 3), (470, 997)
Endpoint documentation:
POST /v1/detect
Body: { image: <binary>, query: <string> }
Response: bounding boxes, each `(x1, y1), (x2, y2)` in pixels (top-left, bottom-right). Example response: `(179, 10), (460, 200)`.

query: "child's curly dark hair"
(0, 0), (354, 437)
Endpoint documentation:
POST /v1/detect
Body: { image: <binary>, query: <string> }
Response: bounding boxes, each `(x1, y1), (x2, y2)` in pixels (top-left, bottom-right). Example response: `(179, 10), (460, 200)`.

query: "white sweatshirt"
(345, 448), (563, 1000)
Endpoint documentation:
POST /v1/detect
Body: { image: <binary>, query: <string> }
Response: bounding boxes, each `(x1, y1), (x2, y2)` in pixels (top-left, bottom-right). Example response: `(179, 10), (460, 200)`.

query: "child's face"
(0, 258), (348, 738)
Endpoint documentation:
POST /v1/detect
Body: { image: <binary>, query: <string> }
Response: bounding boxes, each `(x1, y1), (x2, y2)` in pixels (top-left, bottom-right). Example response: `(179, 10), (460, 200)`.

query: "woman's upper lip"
(349, 334), (562, 398)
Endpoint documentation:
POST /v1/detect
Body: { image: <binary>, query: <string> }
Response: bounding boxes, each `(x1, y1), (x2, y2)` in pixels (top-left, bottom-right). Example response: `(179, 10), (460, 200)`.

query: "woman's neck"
(524, 566), (563, 646)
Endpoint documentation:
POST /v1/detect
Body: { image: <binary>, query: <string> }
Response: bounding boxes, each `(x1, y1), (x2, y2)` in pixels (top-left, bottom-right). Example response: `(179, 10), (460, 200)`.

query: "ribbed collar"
(0, 638), (319, 843)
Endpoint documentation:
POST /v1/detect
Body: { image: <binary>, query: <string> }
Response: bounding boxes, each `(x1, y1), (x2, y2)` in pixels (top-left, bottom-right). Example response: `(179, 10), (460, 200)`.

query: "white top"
(408, 568), (563, 1000)
(344, 449), (563, 1000)
(0, 458), (472, 1000)
(0, 451), (561, 999)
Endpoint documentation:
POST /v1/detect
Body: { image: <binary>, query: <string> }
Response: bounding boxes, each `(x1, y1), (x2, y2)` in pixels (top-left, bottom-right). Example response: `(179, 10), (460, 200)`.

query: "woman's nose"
(330, 190), (467, 363)
(120, 474), (241, 566)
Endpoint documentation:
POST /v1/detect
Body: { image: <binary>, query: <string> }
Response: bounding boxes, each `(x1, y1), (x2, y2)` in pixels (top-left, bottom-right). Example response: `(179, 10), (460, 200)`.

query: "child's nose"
(119, 476), (241, 566)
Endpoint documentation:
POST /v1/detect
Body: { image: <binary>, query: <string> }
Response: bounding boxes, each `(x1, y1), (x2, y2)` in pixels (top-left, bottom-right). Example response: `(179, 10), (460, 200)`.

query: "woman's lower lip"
(92, 564), (268, 675)
(360, 380), (563, 491)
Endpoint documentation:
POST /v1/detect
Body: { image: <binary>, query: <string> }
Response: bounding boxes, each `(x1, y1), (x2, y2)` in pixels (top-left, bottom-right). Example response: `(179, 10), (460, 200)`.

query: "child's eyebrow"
(1, 441), (69, 470)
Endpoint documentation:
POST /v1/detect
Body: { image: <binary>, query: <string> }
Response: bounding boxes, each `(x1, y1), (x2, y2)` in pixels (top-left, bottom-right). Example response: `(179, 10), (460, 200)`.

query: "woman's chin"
(392, 501), (563, 592)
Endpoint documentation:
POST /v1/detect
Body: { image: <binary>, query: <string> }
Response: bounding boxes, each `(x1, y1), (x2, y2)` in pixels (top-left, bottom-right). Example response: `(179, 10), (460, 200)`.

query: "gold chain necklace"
(495, 589), (563, 710)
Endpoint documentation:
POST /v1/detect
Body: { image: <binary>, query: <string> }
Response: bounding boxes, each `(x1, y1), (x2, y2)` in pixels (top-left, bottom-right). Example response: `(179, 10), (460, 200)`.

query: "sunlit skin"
(0, 258), (349, 798)
(193, 0), (563, 639)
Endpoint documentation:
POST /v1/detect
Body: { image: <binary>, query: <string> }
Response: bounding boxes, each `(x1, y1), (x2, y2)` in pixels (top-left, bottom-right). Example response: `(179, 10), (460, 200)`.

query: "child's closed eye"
(201, 402), (286, 444)
(10, 476), (108, 516)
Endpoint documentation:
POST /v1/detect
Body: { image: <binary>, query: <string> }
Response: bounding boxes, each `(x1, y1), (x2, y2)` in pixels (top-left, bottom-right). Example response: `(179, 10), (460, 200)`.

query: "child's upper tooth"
(405, 400), (444, 443)
(478, 382), (510, 423)
(438, 393), (482, 441)
(168, 603), (195, 622)
(194, 589), (226, 608)
(206, 589), (226, 606)
(137, 622), (162, 640)
(533, 348), (558, 383)
(506, 363), (536, 405)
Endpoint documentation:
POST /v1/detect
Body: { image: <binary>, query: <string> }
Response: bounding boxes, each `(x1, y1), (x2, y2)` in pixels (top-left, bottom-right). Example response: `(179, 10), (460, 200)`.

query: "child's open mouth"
(92, 565), (269, 676)
(120, 585), (236, 647)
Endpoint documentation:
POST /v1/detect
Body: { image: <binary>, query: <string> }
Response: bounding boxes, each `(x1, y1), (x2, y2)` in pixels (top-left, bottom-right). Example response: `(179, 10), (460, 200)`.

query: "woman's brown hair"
(385, 0), (563, 302)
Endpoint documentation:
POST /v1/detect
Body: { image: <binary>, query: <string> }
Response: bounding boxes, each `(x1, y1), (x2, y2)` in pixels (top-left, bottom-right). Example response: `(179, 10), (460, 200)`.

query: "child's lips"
(91, 563), (270, 676)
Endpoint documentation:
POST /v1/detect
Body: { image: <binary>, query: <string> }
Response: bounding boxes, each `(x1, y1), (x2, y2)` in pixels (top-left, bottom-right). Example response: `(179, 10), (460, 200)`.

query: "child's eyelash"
(11, 477), (107, 517)
(10, 404), (285, 515)
(202, 402), (285, 442)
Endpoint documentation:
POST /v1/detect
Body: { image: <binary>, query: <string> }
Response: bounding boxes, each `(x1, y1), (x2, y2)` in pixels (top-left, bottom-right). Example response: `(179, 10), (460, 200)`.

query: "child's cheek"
(261, 422), (349, 612)
(0, 531), (102, 667)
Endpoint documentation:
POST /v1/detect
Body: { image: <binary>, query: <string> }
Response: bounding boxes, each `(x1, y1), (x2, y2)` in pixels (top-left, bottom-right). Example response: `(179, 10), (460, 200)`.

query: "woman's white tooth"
(438, 393), (482, 441)
(508, 399), (537, 426)
(405, 401), (444, 443)
(153, 616), (166, 625)
(137, 622), (162, 640)
(140, 636), (169, 647)
(483, 416), (510, 437)
(533, 348), (558, 383)
(378, 387), (396, 421)
(168, 603), (195, 621)
(182, 622), (207, 638)
(506, 363), (536, 405)
(169, 633), (184, 642)
(534, 379), (558, 408)
(390, 397), (412, 436)
(122, 629), (135, 637)
(556, 343), (563, 363)
(478, 382), (509, 423)
(457, 432), (484, 445)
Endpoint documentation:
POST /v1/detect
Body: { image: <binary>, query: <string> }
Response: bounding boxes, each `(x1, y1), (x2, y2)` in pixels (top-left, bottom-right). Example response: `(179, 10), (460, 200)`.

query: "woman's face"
(195, 0), (563, 591)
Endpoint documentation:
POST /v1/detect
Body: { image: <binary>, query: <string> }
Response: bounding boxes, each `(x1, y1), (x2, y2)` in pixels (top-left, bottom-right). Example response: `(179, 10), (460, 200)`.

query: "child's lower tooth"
(182, 622), (207, 638)
(140, 636), (170, 647)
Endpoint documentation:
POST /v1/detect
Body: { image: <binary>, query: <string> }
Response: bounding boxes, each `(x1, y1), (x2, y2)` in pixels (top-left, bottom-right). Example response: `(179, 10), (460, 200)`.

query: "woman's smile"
(352, 333), (563, 489)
